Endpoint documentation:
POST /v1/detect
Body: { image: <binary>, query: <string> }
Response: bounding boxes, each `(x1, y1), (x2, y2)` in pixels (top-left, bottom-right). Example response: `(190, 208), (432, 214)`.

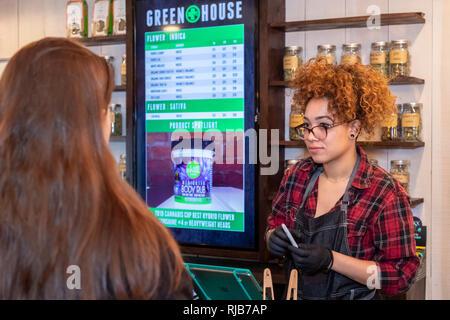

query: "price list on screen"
(145, 25), (245, 133)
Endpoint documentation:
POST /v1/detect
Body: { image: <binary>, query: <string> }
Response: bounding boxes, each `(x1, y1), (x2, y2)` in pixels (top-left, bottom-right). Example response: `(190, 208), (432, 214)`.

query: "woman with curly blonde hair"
(266, 58), (419, 300)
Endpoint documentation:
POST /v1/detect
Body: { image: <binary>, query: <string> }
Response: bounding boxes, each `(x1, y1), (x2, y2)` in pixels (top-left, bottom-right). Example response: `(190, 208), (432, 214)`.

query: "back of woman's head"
(0, 37), (190, 299)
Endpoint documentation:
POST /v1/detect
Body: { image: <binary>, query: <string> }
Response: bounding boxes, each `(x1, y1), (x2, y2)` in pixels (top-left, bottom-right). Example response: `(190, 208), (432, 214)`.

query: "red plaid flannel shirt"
(267, 146), (420, 295)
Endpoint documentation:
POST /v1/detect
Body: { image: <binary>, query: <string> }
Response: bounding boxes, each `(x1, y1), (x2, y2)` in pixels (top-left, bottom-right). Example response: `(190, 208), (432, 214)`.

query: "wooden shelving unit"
(110, 136), (126, 142)
(114, 85), (126, 92)
(277, 140), (425, 149)
(270, 76), (425, 88)
(388, 76), (425, 85)
(75, 35), (127, 47)
(270, 12), (425, 32)
(74, 36), (127, 144)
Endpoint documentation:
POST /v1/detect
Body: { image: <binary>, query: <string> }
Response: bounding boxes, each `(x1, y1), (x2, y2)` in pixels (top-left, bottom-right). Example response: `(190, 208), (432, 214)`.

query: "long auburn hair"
(0, 38), (191, 299)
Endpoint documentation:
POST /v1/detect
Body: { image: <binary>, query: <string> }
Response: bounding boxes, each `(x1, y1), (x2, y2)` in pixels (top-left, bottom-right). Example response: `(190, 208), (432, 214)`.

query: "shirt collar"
(299, 145), (372, 189)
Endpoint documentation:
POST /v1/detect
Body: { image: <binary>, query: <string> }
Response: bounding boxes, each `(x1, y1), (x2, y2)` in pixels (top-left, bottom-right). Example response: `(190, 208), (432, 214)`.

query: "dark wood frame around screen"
(125, 0), (285, 263)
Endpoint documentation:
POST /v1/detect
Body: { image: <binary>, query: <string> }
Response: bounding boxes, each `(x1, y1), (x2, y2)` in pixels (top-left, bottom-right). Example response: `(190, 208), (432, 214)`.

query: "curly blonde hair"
(290, 57), (397, 136)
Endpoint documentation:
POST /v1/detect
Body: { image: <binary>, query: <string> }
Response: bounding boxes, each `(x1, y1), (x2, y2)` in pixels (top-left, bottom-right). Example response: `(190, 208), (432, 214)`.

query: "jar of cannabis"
(317, 44), (337, 65)
(119, 153), (127, 180)
(285, 159), (301, 174)
(390, 40), (410, 77)
(289, 104), (304, 141)
(341, 43), (362, 65)
(104, 56), (115, 80)
(370, 41), (389, 77)
(113, 104), (123, 136)
(109, 104), (115, 135)
(369, 159), (379, 167)
(390, 160), (411, 194)
(283, 46), (303, 81)
(401, 102), (422, 141)
(381, 104), (402, 141)
(121, 54), (126, 86)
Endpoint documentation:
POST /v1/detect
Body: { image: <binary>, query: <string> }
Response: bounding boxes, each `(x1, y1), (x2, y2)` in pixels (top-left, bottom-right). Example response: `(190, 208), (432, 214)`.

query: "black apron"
(290, 153), (376, 300)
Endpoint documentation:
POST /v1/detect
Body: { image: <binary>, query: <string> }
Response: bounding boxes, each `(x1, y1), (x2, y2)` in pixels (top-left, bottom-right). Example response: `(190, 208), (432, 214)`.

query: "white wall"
(0, 0), (126, 161)
(431, 0), (450, 301)
(284, 0), (449, 299)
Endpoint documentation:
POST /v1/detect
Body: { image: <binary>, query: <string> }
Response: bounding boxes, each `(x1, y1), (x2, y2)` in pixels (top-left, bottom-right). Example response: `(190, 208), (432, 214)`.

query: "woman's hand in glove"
(267, 226), (302, 257)
(287, 243), (334, 274)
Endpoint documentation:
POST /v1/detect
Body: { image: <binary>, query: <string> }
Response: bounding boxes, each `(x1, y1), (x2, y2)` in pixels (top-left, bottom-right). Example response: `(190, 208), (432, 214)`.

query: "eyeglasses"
(295, 121), (347, 140)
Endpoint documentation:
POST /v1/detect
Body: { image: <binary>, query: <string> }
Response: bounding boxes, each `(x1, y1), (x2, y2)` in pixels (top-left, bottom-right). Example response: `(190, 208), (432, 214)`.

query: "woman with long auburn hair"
(0, 37), (193, 299)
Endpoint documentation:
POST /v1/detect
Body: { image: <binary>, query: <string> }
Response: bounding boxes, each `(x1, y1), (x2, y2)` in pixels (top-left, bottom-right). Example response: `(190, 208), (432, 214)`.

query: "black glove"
(288, 243), (333, 274)
(267, 226), (302, 257)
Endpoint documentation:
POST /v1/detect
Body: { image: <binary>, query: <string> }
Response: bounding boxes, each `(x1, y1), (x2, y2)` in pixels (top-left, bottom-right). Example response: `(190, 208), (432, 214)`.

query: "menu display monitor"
(134, 0), (257, 249)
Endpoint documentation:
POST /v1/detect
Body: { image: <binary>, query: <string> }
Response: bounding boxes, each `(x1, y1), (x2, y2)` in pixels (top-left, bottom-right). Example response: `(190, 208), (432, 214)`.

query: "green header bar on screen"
(151, 207), (244, 232)
(146, 118), (244, 133)
(145, 25), (244, 51)
(146, 98), (244, 113)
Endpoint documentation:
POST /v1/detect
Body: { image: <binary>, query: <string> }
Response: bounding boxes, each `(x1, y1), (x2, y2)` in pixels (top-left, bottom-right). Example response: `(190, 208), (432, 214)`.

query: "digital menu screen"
(134, 0), (256, 249)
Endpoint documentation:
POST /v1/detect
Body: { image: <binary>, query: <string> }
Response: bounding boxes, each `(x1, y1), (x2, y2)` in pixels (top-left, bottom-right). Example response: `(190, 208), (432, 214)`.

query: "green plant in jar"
(390, 40), (410, 77)
(390, 160), (411, 195)
(370, 41), (389, 77)
(289, 104), (304, 141)
(401, 102), (422, 141)
(317, 44), (336, 65)
(381, 104), (401, 141)
(113, 104), (123, 136)
(341, 43), (361, 65)
(121, 54), (126, 86)
(283, 46), (303, 81)
(66, 0), (88, 38)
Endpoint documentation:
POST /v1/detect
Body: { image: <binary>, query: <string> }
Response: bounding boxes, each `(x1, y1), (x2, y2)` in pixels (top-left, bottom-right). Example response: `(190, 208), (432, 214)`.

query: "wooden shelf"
(76, 35), (126, 46)
(270, 76), (424, 88)
(268, 191), (423, 208)
(114, 85), (126, 92)
(410, 198), (424, 208)
(110, 136), (126, 142)
(270, 12), (425, 32)
(388, 76), (425, 85)
(277, 140), (424, 149)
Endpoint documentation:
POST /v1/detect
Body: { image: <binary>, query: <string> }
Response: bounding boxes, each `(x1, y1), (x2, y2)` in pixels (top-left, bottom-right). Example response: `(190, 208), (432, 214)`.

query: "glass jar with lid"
(401, 102), (422, 141)
(390, 160), (411, 194)
(113, 104), (123, 136)
(341, 43), (362, 65)
(119, 153), (127, 180)
(103, 56), (115, 80)
(283, 46), (303, 81)
(370, 41), (389, 77)
(317, 44), (337, 65)
(289, 104), (304, 141)
(381, 104), (401, 141)
(285, 159), (300, 174)
(121, 54), (126, 86)
(369, 159), (379, 167)
(109, 103), (115, 135)
(389, 40), (410, 77)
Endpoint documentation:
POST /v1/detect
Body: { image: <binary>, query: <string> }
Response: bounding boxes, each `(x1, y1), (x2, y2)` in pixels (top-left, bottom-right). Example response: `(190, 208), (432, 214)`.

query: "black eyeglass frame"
(294, 121), (349, 140)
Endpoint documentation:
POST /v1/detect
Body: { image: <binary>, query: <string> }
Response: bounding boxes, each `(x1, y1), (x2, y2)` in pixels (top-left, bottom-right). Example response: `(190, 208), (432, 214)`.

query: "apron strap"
(294, 151), (361, 227)
(294, 166), (323, 228)
(340, 152), (361, 213)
